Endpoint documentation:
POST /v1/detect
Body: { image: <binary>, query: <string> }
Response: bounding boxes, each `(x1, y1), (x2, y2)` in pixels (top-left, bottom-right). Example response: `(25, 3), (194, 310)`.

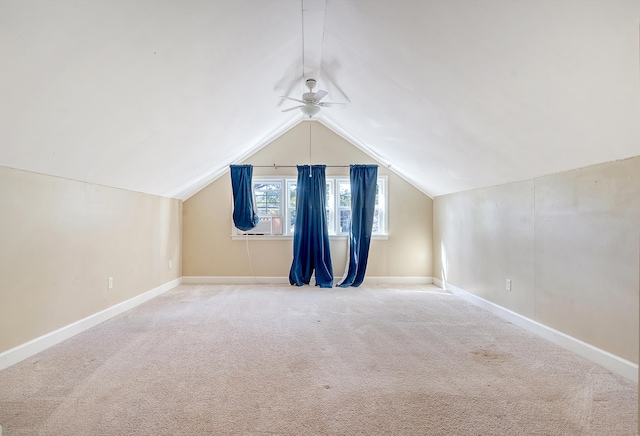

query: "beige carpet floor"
(0, 284), (636, 435)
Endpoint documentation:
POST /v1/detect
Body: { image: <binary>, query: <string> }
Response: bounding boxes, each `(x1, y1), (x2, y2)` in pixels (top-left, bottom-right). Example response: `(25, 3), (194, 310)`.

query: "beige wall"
(0, 165), (182, 354)
(433, 156), (640, 363)
(183, 121), (433, 279)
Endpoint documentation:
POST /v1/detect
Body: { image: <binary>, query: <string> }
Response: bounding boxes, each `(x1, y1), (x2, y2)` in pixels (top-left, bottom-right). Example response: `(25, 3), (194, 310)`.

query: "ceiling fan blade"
(318, 102), (346, 108)
(282, 105), (304, 112)
(315, 90), (328, 101)
(280, 96), (306, 104)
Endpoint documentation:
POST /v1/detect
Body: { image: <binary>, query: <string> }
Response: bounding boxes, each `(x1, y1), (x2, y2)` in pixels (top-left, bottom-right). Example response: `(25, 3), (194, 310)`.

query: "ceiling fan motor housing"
(305, 78), (317, 90)
(303, 92), (317, 103)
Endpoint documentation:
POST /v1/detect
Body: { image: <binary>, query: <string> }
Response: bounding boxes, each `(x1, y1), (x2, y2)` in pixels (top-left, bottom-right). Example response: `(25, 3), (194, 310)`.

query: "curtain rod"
(252, 164), (353, 168)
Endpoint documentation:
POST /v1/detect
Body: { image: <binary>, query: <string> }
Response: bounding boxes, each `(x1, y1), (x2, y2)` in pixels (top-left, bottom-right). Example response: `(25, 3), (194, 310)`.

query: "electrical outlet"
(169, 260), (172, 269)
(506, 278), (511, 291)
(108, 277), (113, 289)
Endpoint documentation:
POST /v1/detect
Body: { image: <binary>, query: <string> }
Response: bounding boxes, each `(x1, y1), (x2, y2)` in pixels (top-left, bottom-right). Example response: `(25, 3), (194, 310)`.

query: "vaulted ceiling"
(1, 1), (638, 200)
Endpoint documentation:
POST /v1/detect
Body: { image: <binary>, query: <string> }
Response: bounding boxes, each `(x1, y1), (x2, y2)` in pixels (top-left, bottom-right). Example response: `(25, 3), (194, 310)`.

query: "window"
(286, 179), (296, 235)
(234, 176), (387, 237)
(254, 182), (281, 216)
(247, 181), (283, 235)
(337, 180), (351, 234)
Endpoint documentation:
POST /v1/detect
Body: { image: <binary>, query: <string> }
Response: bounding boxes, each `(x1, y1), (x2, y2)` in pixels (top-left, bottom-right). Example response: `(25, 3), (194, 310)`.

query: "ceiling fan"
(281, 78), (345, 118)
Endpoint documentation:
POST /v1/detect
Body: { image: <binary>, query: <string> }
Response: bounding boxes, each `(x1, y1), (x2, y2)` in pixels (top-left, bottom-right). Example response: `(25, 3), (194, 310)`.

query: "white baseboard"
(182, 276), (435, 285)
(0, 277), (182, 372)
(182, 276), (290, 284)
(440, 281), (638, 383)
(363, 276), (434, 284)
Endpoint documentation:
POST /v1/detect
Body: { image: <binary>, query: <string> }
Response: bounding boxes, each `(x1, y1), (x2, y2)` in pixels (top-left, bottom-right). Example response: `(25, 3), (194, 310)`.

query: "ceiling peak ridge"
(302, 0), (326, 81)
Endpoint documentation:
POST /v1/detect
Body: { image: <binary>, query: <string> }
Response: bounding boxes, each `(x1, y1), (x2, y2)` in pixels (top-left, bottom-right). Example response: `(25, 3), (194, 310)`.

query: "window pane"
(326, 208), (336, 234)
(254, 182), (281, 216)
(339, 210), (351, 233)
(326, 212), (335, 235)
(265, 191), (279, 215)
(372, 209), (380, 233)
(289, 209), (296, 234)
(289, 183), (296, 208)
(325, 181), (335, 234)
(339, 183), (351, 207)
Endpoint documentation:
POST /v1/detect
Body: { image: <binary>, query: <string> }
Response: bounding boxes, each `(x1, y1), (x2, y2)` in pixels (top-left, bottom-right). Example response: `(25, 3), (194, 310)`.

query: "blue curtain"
(289, 165), (334, 288)
(230, 164), (259, 231)
(338, 164), (378, 287)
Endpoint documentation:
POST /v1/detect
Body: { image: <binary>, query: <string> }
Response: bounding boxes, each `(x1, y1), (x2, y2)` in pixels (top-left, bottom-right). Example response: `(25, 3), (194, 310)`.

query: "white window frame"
(232, 175), (388, 239)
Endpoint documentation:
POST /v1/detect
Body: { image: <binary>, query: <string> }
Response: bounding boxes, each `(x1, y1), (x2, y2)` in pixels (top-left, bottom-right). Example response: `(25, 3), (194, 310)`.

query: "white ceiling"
(1, 0), (638, 199)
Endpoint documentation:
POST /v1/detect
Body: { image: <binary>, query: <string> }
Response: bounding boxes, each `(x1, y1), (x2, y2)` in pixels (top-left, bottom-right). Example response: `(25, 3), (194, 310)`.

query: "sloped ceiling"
(1, 0), (638, 200)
